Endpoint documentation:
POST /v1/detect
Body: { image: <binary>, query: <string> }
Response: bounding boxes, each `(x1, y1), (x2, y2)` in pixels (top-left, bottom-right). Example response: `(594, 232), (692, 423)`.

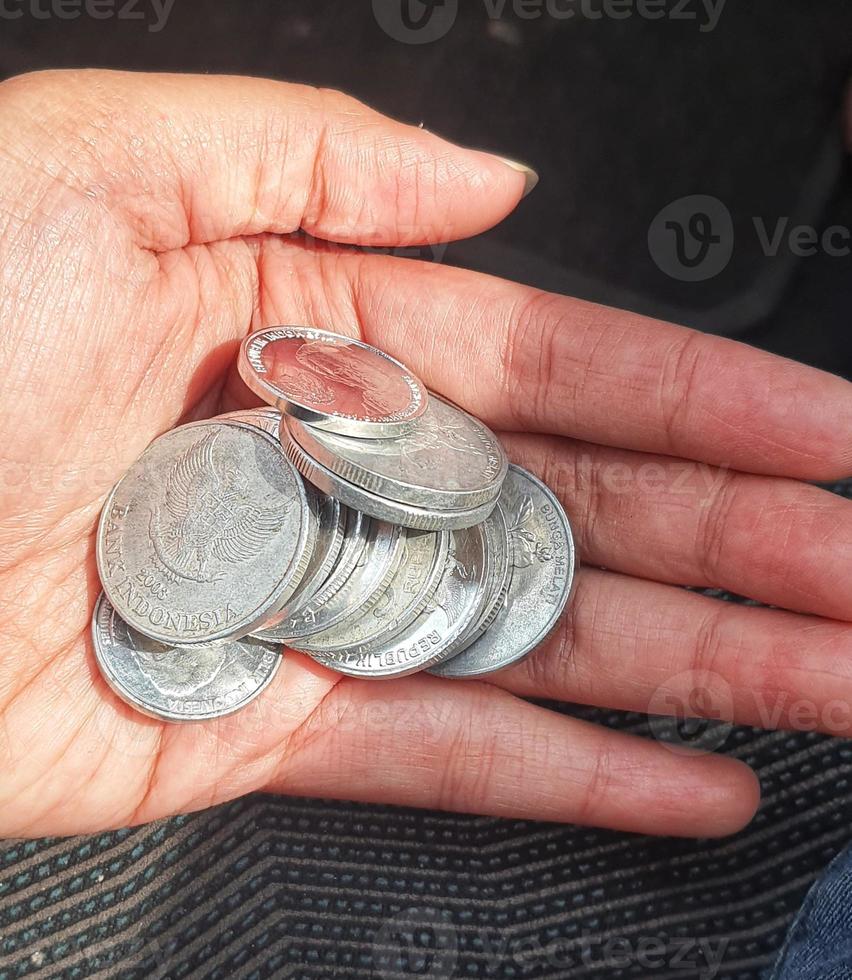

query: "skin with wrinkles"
(0, 69), (850, 840)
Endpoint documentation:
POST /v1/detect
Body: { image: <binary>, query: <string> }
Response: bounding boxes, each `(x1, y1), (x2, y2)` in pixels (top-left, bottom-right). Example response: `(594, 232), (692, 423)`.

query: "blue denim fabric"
(768, 844), (852, 980)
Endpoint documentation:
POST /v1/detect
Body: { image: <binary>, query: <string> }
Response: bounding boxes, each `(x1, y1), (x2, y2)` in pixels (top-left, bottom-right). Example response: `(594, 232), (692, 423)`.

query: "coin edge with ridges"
(296, 529), (451, 655)
(306, 522), (492, 679)
(285, 397), (508, 510)
(280, 421), (497, 531)
(253, 508), (371, 642)
(280, 521), (406, 643)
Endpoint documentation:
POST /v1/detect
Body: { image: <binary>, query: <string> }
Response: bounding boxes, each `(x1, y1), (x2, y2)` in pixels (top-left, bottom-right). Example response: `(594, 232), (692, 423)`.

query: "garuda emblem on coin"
(149, 430), (289, 583)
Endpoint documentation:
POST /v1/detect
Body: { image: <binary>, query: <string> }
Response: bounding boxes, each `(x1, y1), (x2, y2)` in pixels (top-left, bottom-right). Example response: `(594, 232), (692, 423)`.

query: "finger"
(2, 69), (529, 250)
(9, 636), (754, 838)
(263, 659), (759, 839)
(502, 431), (852, 620)
(493, 568), (852, 738)
(246, 240), (852, 480)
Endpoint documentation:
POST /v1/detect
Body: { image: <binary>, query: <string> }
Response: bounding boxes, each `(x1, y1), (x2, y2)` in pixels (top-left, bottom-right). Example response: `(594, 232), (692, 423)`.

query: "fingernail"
(496, 156), (540, 198)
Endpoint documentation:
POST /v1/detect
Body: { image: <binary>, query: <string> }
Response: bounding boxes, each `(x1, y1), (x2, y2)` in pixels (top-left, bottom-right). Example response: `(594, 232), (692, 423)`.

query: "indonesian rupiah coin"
(239, 326), (428, 438)
(280, 418), (498, 531)
(283, 392), (507, 511)
(295, 528), (450, 654)
(429, 465), (576, 679)
(220, 406), (282, 438)
(253, 506), (369, 642)
(273, 516), (403, 641)
(220, 407), (346, 622)
(97, 420), (315, 646)
(306, 517), (494, 678)
(92, 594), (281, 722)
(433, 502), (511, 661)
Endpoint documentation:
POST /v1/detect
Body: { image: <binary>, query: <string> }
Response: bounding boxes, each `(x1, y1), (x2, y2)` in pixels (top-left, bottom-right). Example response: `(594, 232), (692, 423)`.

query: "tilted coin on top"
(96, 420), (315, 646)
(93, 594), (282, 723)
(238, 326), (428, 438)
(430, 465), (576, 679)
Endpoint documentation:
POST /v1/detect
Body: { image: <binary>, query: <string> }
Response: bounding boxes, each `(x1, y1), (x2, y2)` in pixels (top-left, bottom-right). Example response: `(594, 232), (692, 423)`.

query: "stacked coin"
(92, 327), (577, 722)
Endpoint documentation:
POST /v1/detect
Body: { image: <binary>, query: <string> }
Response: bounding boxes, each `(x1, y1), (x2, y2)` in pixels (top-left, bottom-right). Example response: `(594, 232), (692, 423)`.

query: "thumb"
(1, 69), (534, 251)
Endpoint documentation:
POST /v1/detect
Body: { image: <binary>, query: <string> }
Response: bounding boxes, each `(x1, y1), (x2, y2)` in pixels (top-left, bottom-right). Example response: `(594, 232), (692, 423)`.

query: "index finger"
(288, 248), (852, 480)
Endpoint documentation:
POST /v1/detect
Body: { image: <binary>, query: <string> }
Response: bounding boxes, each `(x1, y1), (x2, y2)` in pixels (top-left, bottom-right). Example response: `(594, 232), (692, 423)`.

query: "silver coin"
(281, 420), (497, 531)
(273, 516), (403, 640)
(252, 506), (368, 642)
(219, 406), (282, 438)
(283, 393), (507, 511)
(296, 528), (450, 654)
(434, 502), (511, 660)
(261, 485), (345, 628)
(92, 594), (281, 722)
(308, 518), (494, 679)
(238, 326), (428, 438)
(219, 407), (346, 621)
(97, 420), (314, 646)
(430, 465), (576, 679)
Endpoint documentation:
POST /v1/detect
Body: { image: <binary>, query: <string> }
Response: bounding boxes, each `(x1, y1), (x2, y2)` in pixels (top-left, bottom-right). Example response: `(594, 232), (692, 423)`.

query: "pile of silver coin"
(93, 326), (577, 722)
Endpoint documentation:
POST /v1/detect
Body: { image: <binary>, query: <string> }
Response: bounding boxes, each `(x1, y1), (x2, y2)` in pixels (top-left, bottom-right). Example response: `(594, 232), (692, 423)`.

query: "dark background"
(0, 4), (851, 980)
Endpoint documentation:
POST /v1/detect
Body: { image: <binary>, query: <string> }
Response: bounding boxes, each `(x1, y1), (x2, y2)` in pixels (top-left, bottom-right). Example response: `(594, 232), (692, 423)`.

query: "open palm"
(1, 70), (850, 840)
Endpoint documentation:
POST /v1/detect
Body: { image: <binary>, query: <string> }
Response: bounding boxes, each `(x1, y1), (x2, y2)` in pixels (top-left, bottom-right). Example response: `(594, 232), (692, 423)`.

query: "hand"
(1, 70), (849, 840)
